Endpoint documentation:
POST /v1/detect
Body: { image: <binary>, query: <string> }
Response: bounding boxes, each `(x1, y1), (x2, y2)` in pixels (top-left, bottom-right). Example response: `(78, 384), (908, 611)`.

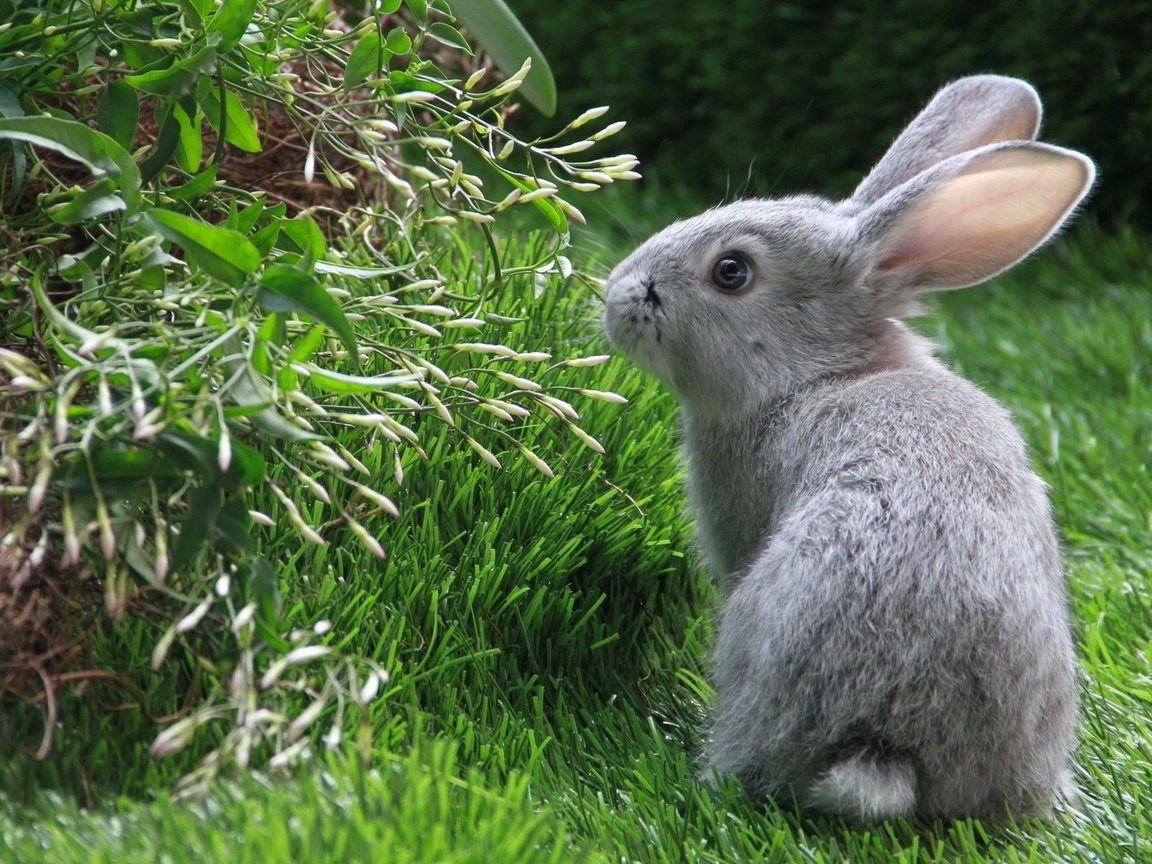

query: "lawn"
(2, 209), (1150, 863)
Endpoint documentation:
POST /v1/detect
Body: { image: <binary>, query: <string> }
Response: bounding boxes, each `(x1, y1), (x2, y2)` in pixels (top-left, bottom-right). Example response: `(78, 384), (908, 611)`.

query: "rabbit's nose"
(643, 278), (662, 308)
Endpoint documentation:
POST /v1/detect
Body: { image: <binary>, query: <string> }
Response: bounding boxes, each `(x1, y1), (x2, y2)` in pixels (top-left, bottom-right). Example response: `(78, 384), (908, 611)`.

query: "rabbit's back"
(704, 367), (1076, 817)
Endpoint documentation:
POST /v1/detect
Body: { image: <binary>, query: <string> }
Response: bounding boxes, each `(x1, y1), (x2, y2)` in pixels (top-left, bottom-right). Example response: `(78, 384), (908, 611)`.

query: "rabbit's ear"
(852, 76), (1042, 207)
(860, 142), (1094, 291)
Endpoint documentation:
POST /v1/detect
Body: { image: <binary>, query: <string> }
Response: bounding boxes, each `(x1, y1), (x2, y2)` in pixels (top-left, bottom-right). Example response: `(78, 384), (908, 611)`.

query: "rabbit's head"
(603, 76), (1095, 414)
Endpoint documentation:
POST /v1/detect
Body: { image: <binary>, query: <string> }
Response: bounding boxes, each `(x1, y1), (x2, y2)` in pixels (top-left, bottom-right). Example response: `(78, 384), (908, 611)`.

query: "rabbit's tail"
(805, 749), (918, 822)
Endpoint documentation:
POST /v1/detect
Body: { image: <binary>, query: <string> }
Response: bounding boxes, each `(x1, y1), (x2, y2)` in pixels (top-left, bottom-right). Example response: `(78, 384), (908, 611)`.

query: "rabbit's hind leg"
(804, 747), (918, 822)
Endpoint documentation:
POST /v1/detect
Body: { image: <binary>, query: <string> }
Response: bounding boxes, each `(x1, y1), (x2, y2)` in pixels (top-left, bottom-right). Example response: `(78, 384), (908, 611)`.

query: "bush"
(0, 0), (635, 790)
(511, 0), (1152, 226)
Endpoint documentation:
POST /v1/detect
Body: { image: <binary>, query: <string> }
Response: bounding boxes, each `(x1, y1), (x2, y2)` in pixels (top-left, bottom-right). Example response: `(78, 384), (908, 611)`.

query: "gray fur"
(851, 75), (1041, 207)
(602, 76), (1094, 821)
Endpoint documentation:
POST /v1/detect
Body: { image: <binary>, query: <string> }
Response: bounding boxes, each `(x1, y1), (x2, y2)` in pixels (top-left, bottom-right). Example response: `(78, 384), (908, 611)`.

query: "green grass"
(3, 211), (1151, 863)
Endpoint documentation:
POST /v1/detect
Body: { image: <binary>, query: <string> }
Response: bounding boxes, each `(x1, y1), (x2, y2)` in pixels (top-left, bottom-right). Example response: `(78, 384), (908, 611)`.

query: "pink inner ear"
(879, 148), (1092, 288)
(969, 110), (1039, 150)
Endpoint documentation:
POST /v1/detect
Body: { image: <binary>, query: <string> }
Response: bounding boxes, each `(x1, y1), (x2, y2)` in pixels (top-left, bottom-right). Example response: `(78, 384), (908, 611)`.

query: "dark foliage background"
(511, 0), (1151, 226)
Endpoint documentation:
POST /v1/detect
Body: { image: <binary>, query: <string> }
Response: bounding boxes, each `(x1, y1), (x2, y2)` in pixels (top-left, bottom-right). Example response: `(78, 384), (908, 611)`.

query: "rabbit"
(601, 75), (1095, 822)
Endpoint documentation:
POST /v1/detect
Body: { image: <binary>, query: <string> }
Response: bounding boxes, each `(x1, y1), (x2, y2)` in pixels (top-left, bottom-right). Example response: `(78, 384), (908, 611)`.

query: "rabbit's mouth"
(602, 276), (673, 382)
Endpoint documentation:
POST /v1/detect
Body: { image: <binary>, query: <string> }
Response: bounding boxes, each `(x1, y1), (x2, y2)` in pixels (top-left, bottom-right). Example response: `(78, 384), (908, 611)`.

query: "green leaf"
(49, 178), (126, 224)
(344, 31), (385, 93)
(407, 0), (429, 26)
(224, 361), (319, 441)
(216, 497), (254, 553)
(166, 163), (219, 200)
(383, 70), (446, 95)
(256, 265), (358, 360)
(251, 221), (281, 257)
(0, 116), (141, 214)
(427, 22), (471, 53)
(93, 449), (184, 480)
(179, 42), (223, 76)
(95, 80), (139, 151)
(386, 27), (413, 55)
(198, 83), (261, 152)
(177, 0), (211, 27)
(286, 324), (327, 364)
(54, 256), (98, 296)
(118, 519), (162, 583)
(0, 81), (23, 120)
(0, 56), (46, 74)
(172, 484), (222, 571)
(75, 34), (99, 72)
(124, 45), (218, 96)
(0, 82), (26, 200)
(257, 312), (286, 348)
(143, 207), (260, 287)
(138, 106), (182, 186)
(228, 198), (265, 235)
(118, 40), (164, 72)
(54, 447), (185, 496)
(245, 557), (287, 649)
(158, 429), (266, 490)
(207, 0), (257, 52)
(172, 101), (202, 173)
(495, 168), (567, 235)
(275, 216), (327, 267)
(138, 265), (167, 294)
(228, 439), (268, 484)
(449, 0), (557, 115)
(156, 431), (219, 482)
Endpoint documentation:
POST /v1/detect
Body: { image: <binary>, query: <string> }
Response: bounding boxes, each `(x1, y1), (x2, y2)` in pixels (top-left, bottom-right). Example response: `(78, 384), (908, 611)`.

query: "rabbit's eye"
(710, 253), (754, 292)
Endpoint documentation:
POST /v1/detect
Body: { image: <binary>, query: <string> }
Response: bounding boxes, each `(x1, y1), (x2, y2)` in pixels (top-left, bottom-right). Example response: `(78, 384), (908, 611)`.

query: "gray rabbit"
(602, 76), (1094, 821)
